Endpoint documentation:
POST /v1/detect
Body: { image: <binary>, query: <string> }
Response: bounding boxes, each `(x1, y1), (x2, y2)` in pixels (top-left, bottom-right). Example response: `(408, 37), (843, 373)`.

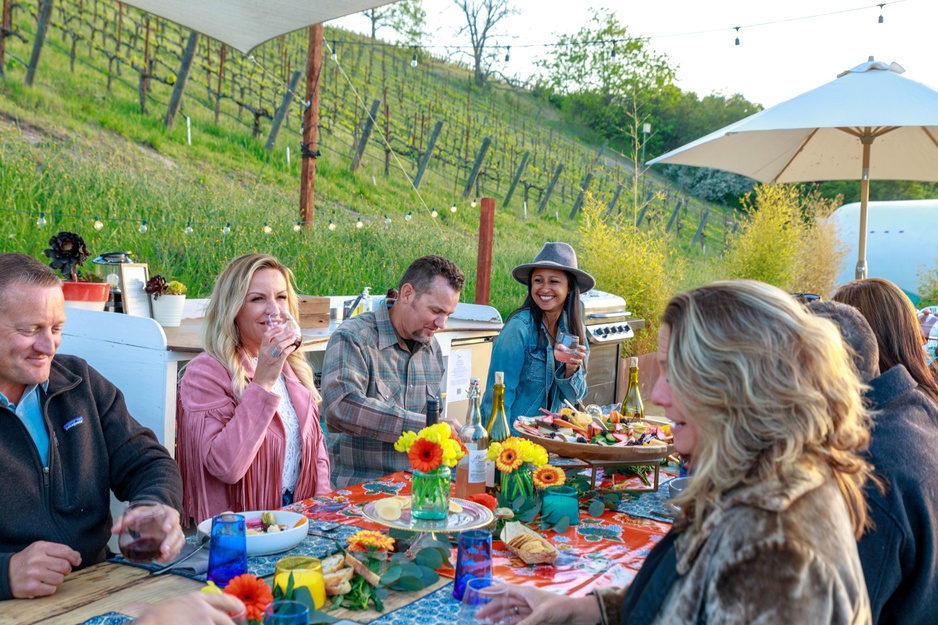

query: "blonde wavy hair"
(202, 254), (319, 400)
(664, 280), (873, 538)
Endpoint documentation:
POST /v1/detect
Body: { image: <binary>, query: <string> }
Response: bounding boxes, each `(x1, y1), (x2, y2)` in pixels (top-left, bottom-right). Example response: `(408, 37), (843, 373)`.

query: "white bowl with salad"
(197, 510), (309, 556)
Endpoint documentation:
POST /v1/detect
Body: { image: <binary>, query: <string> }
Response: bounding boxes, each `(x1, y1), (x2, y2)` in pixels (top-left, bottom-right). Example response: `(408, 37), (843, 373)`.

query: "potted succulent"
(44, 231), (110, 311)
(145, 274), (188, 327)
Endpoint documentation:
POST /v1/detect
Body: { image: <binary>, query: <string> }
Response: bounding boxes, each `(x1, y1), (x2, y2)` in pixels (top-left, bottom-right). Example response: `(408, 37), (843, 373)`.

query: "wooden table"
(2, 561), (448, 625)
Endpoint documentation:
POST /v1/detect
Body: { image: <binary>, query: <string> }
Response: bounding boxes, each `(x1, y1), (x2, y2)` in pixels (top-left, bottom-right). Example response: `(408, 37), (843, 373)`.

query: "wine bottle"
(620, 357), (644, 421)
(485, 371), (511, 494)
(426, 398), (440, 427)
(455, 379), (489, 499)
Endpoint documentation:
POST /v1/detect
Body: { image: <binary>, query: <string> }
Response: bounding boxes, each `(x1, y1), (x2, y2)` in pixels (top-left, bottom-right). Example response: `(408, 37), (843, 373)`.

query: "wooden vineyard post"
(665, 198), (683, 233)
(266, 69), (301, 150)
(24, 0), (54, 86)
(463, 137), (491, 198)
(604, 182), (623, 217)
(538, 163), (564, 214)
(413, 120), (443, 189)
(350, 99), (380, 172)
(692, 209), (710, 247)
(300, 23), (323, 227)
(502, 150), (529, 208)
(475, 197), (495, 305)
(568, 172), (593, 220)
(214, 44), (226, 124)
(165, 31), (199, 130)
(0, 0), (10, 79)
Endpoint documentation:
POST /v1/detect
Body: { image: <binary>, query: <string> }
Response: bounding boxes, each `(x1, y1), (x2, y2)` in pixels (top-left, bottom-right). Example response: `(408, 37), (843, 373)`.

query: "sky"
(332, 0), (938, 109)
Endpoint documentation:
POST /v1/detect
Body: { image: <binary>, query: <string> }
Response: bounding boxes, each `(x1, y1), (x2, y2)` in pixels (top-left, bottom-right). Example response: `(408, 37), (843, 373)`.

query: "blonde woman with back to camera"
(177, 254), (330, 525)
(481, 280), (875, 625)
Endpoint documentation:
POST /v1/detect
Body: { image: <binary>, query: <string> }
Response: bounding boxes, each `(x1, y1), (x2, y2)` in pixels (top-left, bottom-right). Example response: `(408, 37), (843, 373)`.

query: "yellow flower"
(201, 581), (223, 595)
(533, 465), (566, 489)
(440, 438), (464, 467)
(394, 431), (418, 453)
(524, 441), (549, 467)
(418, 423), (451, 444)
(496, 445), (524, 473)
(347, 530), (395, 552)
(486, 441), (502, 462)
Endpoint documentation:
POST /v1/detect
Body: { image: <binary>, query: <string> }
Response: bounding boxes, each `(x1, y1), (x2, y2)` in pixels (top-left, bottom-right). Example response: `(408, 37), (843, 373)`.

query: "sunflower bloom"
(223, 573), (273, 622)
(347, 530), (395, 552)
(409, 438), (443, 472)
(496, 445), (524, 473)
(533, 465), (566, 489)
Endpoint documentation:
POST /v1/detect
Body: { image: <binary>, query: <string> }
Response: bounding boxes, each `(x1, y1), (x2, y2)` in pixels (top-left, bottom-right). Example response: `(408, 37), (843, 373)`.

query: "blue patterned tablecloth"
(108, 520), (362, 581)
(78, 613), (133, 625)
(369, 582), (460, 625)
(614, 478), (677, 523)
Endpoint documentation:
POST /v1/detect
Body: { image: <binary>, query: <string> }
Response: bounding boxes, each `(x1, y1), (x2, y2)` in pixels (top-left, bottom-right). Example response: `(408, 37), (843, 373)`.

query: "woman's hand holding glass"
(254, 310), (302, 389)
(554, 331), (586, 377)
(474, 583), (602, 625)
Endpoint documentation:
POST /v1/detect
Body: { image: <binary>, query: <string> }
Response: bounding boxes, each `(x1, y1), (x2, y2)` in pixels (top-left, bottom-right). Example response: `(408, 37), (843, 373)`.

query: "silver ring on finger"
(271, 346), (282, 357)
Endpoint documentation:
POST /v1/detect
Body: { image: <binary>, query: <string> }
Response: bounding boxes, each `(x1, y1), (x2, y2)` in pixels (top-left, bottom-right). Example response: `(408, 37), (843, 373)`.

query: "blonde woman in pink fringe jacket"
(177, 254), (330, 525)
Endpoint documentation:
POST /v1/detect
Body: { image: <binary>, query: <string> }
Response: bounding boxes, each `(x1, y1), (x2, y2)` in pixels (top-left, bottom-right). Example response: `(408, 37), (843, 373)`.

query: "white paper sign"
(445, 348), (472, 403)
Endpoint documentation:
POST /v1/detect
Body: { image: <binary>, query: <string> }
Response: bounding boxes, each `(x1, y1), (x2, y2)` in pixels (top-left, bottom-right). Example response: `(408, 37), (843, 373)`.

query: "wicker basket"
(516, 430), (673, 462)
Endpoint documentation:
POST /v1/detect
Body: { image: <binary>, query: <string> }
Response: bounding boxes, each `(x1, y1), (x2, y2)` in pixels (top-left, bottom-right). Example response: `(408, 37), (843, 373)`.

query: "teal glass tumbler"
(411, 466), (451, 521)
(540, 486), (580, 525)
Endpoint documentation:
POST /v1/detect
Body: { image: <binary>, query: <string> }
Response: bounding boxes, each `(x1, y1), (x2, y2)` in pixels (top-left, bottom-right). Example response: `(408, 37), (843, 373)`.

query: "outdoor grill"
(581, 289), (634, 406)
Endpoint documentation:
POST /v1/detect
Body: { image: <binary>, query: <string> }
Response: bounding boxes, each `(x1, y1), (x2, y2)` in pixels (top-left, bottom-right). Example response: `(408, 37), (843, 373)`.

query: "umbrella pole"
(855, 136), (874, 279)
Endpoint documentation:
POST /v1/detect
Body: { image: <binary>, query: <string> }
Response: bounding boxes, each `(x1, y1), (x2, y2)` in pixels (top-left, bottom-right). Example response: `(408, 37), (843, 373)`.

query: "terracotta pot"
(150, 294), (186, 327)
(61, 281), (110, 311)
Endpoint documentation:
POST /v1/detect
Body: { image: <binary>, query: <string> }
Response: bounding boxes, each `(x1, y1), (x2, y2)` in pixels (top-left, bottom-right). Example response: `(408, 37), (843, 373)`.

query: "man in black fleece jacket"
(0, 253), (184, 600)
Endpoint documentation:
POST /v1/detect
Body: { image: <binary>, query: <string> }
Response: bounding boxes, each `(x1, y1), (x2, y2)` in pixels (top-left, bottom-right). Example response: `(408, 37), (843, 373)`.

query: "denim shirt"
(481, 307), (589, 432)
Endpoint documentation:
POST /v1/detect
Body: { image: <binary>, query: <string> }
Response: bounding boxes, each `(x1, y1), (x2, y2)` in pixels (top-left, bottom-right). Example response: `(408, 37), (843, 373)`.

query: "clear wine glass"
(267, 309), (303, 356)
(118, 500), (168, 563)
(553, 331), (579, 364)
(458, 578), (509, 625)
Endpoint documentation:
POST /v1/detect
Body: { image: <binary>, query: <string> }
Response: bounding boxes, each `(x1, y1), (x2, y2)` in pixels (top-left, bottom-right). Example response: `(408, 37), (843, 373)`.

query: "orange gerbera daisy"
(496, 446), (523, 473)
(533, 465), (566, 489)
(347, 530), (396, 552)
(409, 438), (443, 472)
(223, 573), (273, 622)
(466, 493), (498, 511)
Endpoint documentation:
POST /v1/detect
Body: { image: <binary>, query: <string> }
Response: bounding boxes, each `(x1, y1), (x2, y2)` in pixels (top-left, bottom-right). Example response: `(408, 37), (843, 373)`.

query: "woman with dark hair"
(482, 242), (593, 429)
(833, 277), (938, 406)
(480, 280), (874, 624)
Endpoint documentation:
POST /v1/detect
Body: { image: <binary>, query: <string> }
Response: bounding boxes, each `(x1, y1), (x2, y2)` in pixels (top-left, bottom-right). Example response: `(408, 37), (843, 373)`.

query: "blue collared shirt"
(0, 382), (50, 466)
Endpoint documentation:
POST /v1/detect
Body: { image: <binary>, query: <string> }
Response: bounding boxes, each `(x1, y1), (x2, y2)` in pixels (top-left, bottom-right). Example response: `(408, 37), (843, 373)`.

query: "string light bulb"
(93, 216), (104, 231)
(222, 222), (231, 235)
(184, 221), (194, 235)
(504, 46), (510, 63)
(450, 202), (458, 213)
(384, 215), (392, 226)
(430, 209), (438, 218)
(328, 220), (336, 231)
(355, 216), (364, 229)
(138, 219), (148, 234)
(734, 27), (740, 46)
(405, 211), (413, 222)
(471, 198), (478, 208)
(293, 221), (302, 232)
(36, 212), (46, 228)
(263, 222), (272, 234)
(331, 41), (337, 61)
(878, 3), (885, 23)
(611, 41), (617, 58)
(411, 47), (418, 68)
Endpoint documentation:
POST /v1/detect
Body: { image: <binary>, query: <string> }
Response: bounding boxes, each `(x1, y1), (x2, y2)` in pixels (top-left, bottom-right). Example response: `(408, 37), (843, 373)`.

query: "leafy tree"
(723, 185), (846, 296)
(363, 0), (427, 46)
(453, 0), (517, 87)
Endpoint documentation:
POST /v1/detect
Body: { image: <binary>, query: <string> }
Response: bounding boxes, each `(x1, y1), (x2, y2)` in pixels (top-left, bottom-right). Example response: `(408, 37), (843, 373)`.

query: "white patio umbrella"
(120, 0), (398, 54)
(648, 59), (938, 279)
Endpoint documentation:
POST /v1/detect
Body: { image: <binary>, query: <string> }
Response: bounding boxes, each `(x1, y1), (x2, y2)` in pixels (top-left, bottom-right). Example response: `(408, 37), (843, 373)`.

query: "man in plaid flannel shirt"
(322, 256), (465, 487)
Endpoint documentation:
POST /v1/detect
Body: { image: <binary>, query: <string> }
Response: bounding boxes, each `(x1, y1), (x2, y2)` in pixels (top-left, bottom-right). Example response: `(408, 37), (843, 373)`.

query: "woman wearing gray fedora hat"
(481, 242), (594, 429)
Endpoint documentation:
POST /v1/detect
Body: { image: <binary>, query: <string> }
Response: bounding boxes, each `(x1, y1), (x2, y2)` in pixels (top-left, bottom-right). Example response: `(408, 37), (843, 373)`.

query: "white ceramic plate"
(197, 510), (308, 556)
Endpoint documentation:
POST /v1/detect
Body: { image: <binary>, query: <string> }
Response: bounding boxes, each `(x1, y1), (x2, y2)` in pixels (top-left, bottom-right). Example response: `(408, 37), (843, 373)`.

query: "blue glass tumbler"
(453, 529), (492, 601)
(263, 600), (310, 625)
(541, 486), (580, 526)
(207, 513), (247, 587)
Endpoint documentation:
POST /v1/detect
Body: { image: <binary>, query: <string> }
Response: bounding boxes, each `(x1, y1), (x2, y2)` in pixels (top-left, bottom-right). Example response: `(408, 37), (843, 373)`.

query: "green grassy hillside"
(0, 0), (732, 316)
